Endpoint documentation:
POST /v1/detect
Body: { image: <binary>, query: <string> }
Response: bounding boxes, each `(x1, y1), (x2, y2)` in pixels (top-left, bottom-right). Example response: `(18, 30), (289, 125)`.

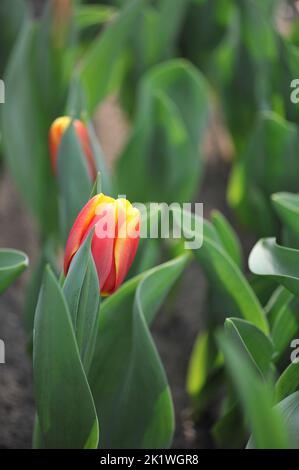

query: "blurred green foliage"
(2, 0), (299, 449)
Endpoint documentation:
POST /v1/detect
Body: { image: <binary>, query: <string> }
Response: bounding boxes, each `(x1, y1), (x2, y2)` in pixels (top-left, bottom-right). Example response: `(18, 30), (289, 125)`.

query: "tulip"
(64, 194), (140, 296)
(49, 116), (97, 181)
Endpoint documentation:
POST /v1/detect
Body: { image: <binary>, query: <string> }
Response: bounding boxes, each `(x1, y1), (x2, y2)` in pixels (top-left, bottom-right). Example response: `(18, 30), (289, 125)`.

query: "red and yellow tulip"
(64, 194), (140, 296)
(49, 116), (97, 181)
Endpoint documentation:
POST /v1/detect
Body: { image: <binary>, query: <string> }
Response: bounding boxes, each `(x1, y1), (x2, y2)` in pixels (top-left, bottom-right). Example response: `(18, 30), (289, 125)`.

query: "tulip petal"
(49, 116), (71, 172)
(91, 201), (117, 292)
(74, 120), (97, 181)
(113, 201), (140, 292)
(64, 194), (102, 275)
(49, 117), (97, 181)
(64, 194), (140, 296)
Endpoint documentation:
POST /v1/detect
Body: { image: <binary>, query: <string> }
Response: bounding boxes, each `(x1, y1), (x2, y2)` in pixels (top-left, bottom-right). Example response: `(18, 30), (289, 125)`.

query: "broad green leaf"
(154, 0), (190, 58)
(228, 113), (299, 236)
(0, 249), (28, 294)
(249, 238), (299, 297)
(265, 286), (294, 326)
(129, 0), (189, 71)
(23, 239), (59, 340)
(249, 392), (299, 448)
(181, 0), (235, 73)
(35, 0), (74, 117)
(63, 232), (100, 373)
(264, 286), (299, 360)
(79, 0), (144, 113)
(57, 122), (92, 240)
(264, 282), (299, 362)
(272, 192), (299, 236)
(88, 254), (189, 449)
(249, 274), (276, 306)
(274, 392), (299, 448)
(87, 122), (113, 196)
(65, 87), (112, 198)
(173, 208), (268, 333)
(211, 210), (243, 268)
(224, 318), (274, 378)
(218, 334), (289, 449)
(271, 301), (299, 360)
(272, 192), (299, 248)
(65, 76), (88, 119)
(1, 22), (58, 235)
(129, 238), (161, 279)
(128, 203), (161, 278)
(33, 266), (99, 449)
(117, 59), (209, 203)
(275, 363), (299, 403)
(75, 5), (116, 30)
(0, 0), (27, 75)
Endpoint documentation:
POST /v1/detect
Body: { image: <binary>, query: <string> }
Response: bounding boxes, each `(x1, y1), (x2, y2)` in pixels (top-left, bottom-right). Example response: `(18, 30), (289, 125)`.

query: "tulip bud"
(64, 194), (140, 296)
(49, 116), (97, 181)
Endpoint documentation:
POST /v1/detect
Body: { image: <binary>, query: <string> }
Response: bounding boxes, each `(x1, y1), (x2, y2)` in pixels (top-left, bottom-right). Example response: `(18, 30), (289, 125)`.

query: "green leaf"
(128, 204), (161, 278)
(65, 94), (112, 199)
(1, 21), (58, 235)
(79, 0), (144, 114)
(87, 122), (113, 196)
(264, 281), (299, 362)
(173, 208), (268, 333)
(63, 232), (100, 373)
(186, 329), (224, 418)
(265, 286), (294, 326)
(274, 392), (299, 448)
(212, 404), (246, 449)
(0, 248), (28, 294)
(88, 254), (189, 449)
(57, 122), (92, 240)
(249, 238), (299, 297)
(248, 392), (299, 449)
(271, 302), (299, 360)
(75, 5), (117, 30)
(154, 0), (190, 59)
(117, 59), (209, 203)
(211, 210), (243, 268)
(127, 0), (189, 74)
(218, 333), (290, 449)
(187, 330), (222, 398)
(224, 318), (274, 378)
(228, 112), (299, 236)
(23, 239), (58, 340)
(89, 172), (102, 198)
(275, 363), (299, 403)
(33, 266), (99, 449)
(272, 192), (299, 248)
(35, 1), (74, 117)
(0, 0), (27, 75)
